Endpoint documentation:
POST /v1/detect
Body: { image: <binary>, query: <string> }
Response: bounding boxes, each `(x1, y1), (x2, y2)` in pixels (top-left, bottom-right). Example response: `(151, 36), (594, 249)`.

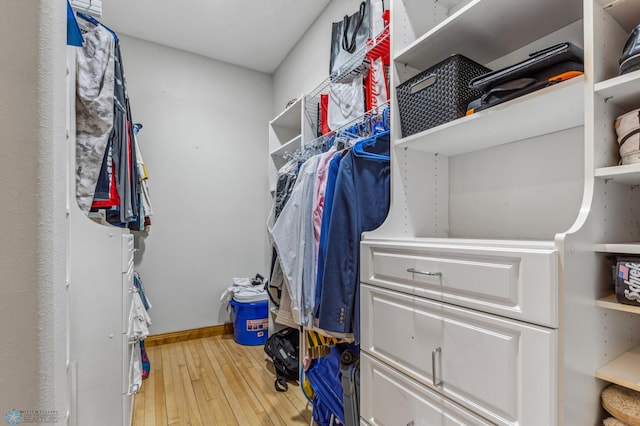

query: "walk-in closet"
(3, 0), (640, 425)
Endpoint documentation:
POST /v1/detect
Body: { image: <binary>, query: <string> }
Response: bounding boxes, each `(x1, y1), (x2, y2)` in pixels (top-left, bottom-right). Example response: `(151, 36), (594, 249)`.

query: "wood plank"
(190, 339), (238, 426)
(242, 339), (313, 424)
(141, 353), (155, 426)
(220, 336), (311, 426)
(133, 378), (145, 425)
(176, 344), (204, 426)
(191, 379), (217, 425)
(133, 336), (312, 426)
(209, 336), (274, 425)
(161, 345), (180, 425)
(151, 346), (168, 426)
(200, 336), (258, 425)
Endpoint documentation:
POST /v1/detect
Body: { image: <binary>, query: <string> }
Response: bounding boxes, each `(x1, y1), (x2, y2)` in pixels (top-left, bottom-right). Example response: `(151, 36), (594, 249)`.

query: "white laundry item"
(220, 276), (269, 307)
(128, 291), (151, 340)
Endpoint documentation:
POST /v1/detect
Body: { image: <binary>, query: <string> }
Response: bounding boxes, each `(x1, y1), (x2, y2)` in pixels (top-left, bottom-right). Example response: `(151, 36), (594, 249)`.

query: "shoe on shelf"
(620, 23), (640, 75)
(615, 108), (640, 165)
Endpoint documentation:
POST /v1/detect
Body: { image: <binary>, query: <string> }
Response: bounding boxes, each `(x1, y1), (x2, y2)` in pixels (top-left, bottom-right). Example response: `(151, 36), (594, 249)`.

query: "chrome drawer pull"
(432, 347), (442, 388)
(407, 267), (441, 277)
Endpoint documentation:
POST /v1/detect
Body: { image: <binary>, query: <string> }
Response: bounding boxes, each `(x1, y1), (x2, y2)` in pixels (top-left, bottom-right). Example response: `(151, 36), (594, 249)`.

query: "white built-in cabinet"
(358, 0), (640, 425)
(591, 0), (640, 394)
(66, 47), (136, 426)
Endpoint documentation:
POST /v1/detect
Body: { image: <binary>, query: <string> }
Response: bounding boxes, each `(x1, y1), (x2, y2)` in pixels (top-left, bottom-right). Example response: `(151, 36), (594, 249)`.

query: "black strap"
(619, 111), (640, 146)
(342, 1), (366, 53)
(274, 377), (288, 392)
(620, 127), (640, 146)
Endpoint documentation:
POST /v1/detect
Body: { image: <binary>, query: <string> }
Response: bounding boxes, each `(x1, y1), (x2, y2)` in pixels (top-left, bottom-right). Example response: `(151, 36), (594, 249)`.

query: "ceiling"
(101, 0), (331, 74)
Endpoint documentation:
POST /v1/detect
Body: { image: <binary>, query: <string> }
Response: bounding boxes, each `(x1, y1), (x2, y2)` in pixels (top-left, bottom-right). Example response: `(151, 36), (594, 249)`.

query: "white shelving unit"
(358, 0), (640, 424)
(268, 97), (304, 193)
(590, 0), (640, 412)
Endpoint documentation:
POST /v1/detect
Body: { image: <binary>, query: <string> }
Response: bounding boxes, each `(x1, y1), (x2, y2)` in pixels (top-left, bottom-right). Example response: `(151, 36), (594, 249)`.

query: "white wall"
(0, 0), (68, 420)
(119, 35), (273, 333)
(272, 0), (366, 115)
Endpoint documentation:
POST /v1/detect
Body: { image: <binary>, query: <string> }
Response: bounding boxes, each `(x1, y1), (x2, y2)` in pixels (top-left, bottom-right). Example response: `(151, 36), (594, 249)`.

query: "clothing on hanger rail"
(315, 132), (391, 342)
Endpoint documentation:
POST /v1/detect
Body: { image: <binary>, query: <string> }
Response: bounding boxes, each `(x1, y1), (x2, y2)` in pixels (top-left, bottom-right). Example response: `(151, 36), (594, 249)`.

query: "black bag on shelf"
(466, 42), (584, 114)
(614, 257), (640, 307)
(263, 327), (300, 392)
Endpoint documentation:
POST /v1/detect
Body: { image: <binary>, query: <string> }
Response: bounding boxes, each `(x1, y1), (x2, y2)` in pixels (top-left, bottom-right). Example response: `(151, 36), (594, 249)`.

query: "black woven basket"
(397, 54), (490, 137)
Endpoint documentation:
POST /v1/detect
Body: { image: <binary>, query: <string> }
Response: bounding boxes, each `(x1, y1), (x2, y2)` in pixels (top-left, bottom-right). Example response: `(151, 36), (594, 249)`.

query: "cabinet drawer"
(122, 233), (134, 273)
(361, 284), (557, 426)
(361, 352), (493, 426)
(122, 264), (134, 334)
(361, 240), (558, 327)
(122, 336), (140, 396)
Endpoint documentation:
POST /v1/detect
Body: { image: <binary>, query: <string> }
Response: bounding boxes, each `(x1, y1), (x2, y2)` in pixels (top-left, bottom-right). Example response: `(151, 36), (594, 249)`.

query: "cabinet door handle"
(432, 347), (442, 388)
(407, 267), (441, 277)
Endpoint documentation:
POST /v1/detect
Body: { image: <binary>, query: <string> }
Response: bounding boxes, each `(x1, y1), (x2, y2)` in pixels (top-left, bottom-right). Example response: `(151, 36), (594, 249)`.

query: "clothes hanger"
(76, 11), (119, 42)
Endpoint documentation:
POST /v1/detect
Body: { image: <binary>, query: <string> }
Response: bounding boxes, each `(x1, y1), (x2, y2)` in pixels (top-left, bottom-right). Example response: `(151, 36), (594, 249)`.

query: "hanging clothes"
(271, 154), (321, 326)
(312, 147), (338, 262)
(134, 130), (154, 219)
(316, 132), (391, 341)
(75, 17), (115, 213)
(313, 151), (345, 320)
(76, 12), (150, 227)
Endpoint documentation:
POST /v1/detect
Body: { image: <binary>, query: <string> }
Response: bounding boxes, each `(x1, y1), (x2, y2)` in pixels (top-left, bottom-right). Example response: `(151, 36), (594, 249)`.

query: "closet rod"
(303, 100), (390, 149)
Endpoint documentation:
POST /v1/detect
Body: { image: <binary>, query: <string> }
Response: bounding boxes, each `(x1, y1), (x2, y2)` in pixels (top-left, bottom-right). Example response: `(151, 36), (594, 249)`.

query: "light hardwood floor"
(132, 335), (313, 426)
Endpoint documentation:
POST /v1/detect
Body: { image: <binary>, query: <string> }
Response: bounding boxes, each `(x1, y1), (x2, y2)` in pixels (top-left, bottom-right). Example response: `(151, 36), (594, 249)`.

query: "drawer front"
(361, 353), (493, 426)
(122, 264), (134, 334)
(123, 392), (133, 426)
(361, 284), (557, 426)
(122, 233), (134, 273)
(361, 240), (558, 327)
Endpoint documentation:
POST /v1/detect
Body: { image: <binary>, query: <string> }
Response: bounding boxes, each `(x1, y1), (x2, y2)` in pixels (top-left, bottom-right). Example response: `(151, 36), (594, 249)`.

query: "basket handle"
(410, 74), (437, 94)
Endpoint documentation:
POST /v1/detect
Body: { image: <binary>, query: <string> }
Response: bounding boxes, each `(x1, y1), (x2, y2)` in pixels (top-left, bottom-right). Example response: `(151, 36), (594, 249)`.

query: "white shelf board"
(597, 0), (640, 33)
(596, 294), (640, 314)
(270, 134), (301, 168)
(396, 76), (584, 156)
(595, 163), (640, 185)
(394, 0), (582, 71)
(594, 243), (640, 254)
(595, 344), (640, 392)
(269, 97), (302, 130)
(594, 70), (640, 111)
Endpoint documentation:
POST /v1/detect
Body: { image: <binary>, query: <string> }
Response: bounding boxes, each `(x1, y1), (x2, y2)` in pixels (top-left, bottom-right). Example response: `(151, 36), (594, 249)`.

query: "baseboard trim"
(144, 324), (233, 347)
